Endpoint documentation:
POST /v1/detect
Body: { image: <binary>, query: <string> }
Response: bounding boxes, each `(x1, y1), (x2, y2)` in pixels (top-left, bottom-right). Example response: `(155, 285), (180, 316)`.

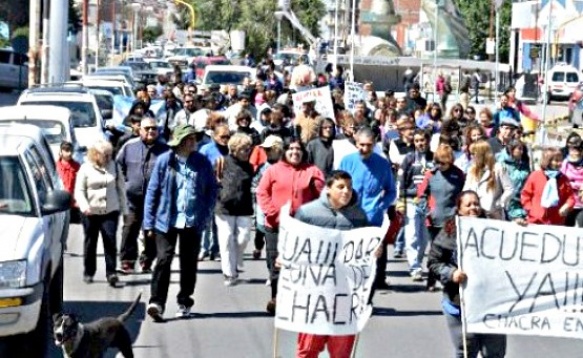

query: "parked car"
(0, 48), (28, 90)
(17, 86), (106, 150)
(201, 65), (283, 91)
(144, 58), (173, 77)
(166, 46), (212, 68)
(0, 124), (71, 357)
(192, 56), (231, 80)
(68, 79), (134, 98)
(0, 105), (85, 164)
(543, 63), (581, 103)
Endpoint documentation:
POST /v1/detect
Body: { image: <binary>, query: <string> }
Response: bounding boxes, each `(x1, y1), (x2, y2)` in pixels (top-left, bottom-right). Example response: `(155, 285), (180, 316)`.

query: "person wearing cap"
(116, 117), (169, 274)
(492, 93), (521, 135)
(144, 124), (218, 321)
(487, 115), (519, 158)
(191, 108), (212, 147)
(251, 135), (284, 261)
(294, 97), (322, 144)
(173, 93), (199, 129)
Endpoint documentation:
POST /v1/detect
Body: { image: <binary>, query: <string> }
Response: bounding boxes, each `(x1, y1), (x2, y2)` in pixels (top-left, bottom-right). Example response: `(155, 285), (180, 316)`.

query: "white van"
(0, 48), (28, 90)
(545, 63), (581, 103)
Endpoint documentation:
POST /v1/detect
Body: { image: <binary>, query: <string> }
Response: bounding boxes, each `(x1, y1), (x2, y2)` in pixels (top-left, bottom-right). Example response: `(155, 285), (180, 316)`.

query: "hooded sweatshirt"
(561, 157), (583, 209)
(498, 150), (530, 219)
(295, 191), (368, 230)
(305, 118), (336, 176)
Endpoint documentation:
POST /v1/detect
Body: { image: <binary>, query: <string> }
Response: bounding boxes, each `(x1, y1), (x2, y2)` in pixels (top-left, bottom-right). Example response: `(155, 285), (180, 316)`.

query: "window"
(24, 151), (48, 204)
(30, 146), (53, 190)
(0, 156), (34, 215)
(566, 72), (579, 83)
(21, 101), (97, 128)
(552, 72), (565, 82)
(0, 50), (11, 64)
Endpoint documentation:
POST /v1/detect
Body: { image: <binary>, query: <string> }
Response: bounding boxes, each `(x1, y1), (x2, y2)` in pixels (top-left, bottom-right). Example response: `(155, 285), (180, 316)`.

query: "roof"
(0, 124), (45, 156)
(0, 105), (71, 122)
(25, 86), (89, 94)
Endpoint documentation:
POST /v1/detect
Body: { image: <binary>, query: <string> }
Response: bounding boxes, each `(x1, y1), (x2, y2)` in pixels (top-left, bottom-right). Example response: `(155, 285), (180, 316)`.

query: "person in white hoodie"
(463, 140), (513, 220)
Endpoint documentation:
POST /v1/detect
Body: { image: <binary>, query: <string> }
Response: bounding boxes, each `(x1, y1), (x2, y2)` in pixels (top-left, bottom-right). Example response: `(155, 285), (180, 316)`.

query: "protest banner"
(275, 204), (385, 336)
(458, 217), (583, 339)
(343, 81), (366, 114)
(292, 86), (335, 121)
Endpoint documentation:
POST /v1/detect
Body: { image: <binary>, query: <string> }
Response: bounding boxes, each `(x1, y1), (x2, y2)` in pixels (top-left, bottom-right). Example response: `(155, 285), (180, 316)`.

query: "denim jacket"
(143, 150), (218, 233)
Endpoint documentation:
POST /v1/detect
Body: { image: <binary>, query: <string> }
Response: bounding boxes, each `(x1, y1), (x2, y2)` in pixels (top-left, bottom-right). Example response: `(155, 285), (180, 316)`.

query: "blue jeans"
(200, 216), (219, 256)
(394, 227), (405, 254)
(404, 199), (429, 272)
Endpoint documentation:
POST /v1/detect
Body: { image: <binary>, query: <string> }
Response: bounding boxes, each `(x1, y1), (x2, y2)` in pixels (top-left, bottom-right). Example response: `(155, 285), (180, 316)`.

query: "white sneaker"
(147, 303), (164, 322)
(265, 279), (271, 286)
(411, 270), (424, 282)
(224, 276), (238, 287)
(175, 304), (192, 319)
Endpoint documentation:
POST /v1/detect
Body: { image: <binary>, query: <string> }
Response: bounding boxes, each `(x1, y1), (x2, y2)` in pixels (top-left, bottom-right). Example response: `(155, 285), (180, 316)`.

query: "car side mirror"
(41, 190), (71, 215)
(101, 109), (113, 120)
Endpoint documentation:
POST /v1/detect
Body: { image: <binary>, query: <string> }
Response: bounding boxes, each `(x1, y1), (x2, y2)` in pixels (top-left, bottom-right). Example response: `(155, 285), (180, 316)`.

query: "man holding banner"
(276, 170), (381, 357)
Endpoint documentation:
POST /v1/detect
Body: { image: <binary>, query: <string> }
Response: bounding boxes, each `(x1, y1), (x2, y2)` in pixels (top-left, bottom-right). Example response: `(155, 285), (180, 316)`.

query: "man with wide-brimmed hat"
(143, 124), (218, 322)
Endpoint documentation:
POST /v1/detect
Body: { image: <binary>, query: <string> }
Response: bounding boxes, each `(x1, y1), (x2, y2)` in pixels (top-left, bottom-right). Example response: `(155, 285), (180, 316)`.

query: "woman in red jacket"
(257, 138), (325, 315)
(56, 141), (80, 223)
(521, 147), (575, 225)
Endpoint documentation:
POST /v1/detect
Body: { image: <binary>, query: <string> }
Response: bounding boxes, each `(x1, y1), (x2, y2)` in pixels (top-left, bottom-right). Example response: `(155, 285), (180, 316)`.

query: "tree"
(172, 0), (325, 57)
(143, 25), (164, 44)
(452, 0), (511, 62)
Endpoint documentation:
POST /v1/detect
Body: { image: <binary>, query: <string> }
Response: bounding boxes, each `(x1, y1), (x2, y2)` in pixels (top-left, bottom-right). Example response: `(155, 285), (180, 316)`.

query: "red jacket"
(56, 159), (80, 206)
(257, 161), (325, 229)
(520, 170), (575, 225)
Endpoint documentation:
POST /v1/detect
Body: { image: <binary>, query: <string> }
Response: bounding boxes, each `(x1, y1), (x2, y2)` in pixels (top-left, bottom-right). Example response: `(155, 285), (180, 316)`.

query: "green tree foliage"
(143, 25), (164, 44)
(172, 0), (325, 57)
(452, 0), (511, 62)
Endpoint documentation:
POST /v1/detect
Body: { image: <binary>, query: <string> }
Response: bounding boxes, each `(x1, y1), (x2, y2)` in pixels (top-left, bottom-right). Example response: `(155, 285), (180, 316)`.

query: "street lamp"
(173, 0), (196, 45)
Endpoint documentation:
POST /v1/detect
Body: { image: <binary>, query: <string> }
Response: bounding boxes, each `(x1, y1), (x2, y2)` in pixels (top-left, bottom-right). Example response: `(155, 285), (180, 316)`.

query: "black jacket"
(237, 126), (261, 147)
(306, 137), (334, 177)
(399, 150), (434, 198)
(215, 155), (254, 216)
(427, 217), (460, 306)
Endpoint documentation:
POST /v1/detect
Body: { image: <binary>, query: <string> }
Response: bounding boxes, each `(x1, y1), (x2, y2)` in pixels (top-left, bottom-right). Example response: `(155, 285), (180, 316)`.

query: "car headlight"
(0, 261), (27, 288)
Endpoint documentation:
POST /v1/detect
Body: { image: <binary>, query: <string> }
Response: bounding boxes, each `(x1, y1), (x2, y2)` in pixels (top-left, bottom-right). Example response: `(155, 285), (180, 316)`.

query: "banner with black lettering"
(275, 205), (385, 335)
(459, 217), (583, 339)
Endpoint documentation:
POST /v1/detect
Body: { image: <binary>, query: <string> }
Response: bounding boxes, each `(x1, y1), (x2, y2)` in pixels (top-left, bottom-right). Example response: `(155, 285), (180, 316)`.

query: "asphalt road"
(51, 224), (583, 358)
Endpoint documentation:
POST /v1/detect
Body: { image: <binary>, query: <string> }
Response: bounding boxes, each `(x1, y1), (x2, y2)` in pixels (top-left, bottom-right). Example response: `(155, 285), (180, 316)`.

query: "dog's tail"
(118, 291), (142, 322)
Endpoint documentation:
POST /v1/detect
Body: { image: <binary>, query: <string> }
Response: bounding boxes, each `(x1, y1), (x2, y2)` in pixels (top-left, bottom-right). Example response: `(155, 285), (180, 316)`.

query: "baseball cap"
(168, 124), (197, 147)
(260, 135), (284, 148)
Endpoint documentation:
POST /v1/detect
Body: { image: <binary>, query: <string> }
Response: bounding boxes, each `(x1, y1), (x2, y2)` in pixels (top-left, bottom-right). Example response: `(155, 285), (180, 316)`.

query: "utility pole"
(48, 0), (69, 83)
(40, 0), (50, 84)
(95, 0), (101, 68)
(111, 0), (116, 66)
(28, 0), (41, 87)
(82, 0), (89, 75)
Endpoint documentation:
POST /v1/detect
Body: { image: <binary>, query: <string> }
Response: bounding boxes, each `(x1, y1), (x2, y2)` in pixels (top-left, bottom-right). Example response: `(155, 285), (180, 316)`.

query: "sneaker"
(393, 251), (404, 259)
(412, 270), (424, 282)
(140, 261), (152, 274)
(119, 261), (135, 275)
(83, 275), (93, 284)
(175, 304), (192, 319)
(107, 274), (119, 287)
(147, 303), (164, 322)
(252, 250), (261, 260)
(266, 299), (276, 316)
(265, 279), (271, 286)
(224, 276), (238, 287)
(198, 251), (209, 261)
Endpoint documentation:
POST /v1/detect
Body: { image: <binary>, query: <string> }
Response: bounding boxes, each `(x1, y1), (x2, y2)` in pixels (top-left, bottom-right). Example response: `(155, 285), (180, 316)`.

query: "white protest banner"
(275, 205), (384, 335)
(292, 86), (335, 121)
(344, 81), (366, 114)
(459, 217), (583, 339)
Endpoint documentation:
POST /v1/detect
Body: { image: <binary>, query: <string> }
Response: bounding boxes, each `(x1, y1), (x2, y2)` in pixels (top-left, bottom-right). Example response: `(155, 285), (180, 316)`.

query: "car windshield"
(93, 94), (113, 111)
(150, 62), (171, 69)
(21, 101), (97, 128)
(205, 71), (251, 85)
(87, 85), (124, 96)
(125, 62), (151, 71)
(177, 48), (202, 57)
(0, 156), (34, 216)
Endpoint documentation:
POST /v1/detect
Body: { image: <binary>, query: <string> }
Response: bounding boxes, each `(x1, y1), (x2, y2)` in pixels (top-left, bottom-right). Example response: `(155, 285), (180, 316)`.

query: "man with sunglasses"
(116, 117), (169, 274)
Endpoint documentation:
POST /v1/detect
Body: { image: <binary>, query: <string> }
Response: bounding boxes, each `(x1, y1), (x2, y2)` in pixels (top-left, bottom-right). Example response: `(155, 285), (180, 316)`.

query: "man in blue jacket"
(144, 124), (218, 321)
(339, 127), (397, 290)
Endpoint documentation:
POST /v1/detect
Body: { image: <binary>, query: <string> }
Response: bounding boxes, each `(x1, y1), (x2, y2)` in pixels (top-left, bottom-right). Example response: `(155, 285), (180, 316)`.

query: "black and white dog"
(53, 292), (142, 358)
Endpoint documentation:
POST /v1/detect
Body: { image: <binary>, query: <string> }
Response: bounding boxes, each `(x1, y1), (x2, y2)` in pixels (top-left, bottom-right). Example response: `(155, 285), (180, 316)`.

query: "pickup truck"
(0, 124), (71, 356)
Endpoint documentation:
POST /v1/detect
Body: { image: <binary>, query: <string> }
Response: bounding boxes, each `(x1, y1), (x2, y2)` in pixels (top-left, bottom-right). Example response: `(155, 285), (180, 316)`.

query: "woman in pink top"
(560, 136), (583, 227)
(257, 138), (325, 315)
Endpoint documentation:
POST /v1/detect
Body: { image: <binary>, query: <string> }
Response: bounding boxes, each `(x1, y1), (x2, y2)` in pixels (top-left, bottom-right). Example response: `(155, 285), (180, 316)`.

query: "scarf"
(541, 170), (560, 208)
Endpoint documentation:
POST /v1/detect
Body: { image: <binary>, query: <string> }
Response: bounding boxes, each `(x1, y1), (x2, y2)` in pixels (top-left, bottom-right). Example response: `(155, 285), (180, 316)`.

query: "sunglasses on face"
(143, 126), (158, 131)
